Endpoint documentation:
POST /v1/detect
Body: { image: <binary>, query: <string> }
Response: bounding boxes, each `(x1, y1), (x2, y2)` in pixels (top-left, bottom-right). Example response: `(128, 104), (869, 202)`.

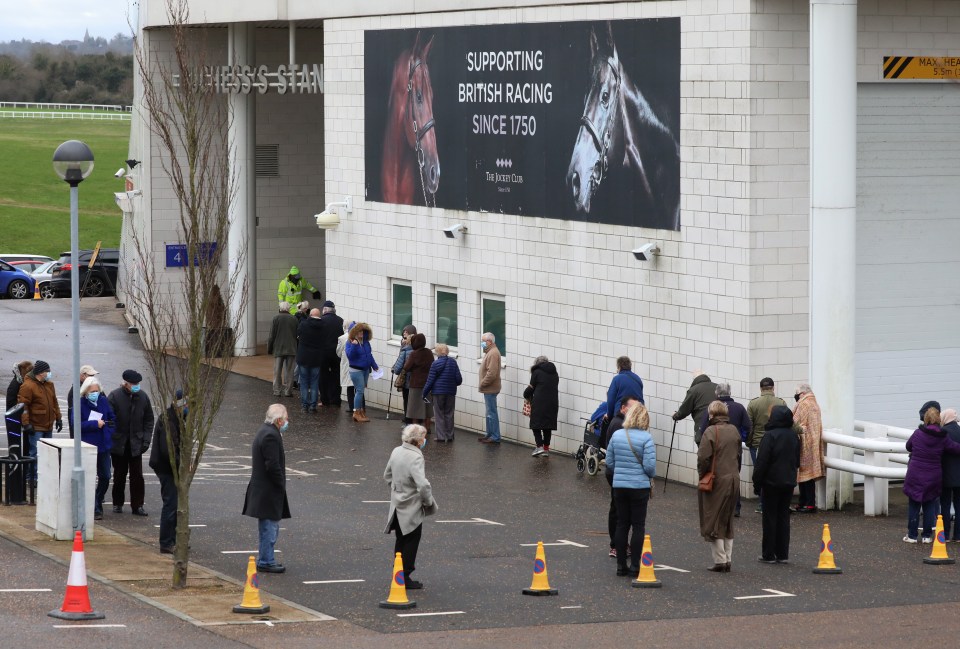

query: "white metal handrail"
(0, 101), (131, 111)
(0, 111), (131, 121)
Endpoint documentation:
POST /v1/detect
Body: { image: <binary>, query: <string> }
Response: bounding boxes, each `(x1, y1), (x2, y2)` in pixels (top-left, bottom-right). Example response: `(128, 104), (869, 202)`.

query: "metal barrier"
(0, 455), (36, 506)
(0, 101), (131, 111)
(0, 111), (131, 121)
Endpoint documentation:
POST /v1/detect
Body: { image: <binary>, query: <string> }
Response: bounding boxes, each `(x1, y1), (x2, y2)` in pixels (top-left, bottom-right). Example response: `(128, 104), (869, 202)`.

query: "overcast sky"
(1, 0), (137, 43)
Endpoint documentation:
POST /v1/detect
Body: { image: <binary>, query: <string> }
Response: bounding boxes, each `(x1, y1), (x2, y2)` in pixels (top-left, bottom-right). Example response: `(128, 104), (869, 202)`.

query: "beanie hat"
(122, 369), (143, 384)
(920, 400), (941, 421)
(323, 300), (335, 308)
(33, 360), (50, 375)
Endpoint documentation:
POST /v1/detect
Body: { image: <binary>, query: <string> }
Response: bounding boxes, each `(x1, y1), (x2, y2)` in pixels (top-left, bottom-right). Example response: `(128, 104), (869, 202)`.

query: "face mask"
(481, 341), (488, 350)
(794, 393), (801, 403)
(131, 384), (141, 394)
(291, 275), (301, 283)
(419, 438), (428, 450)
(280, 420), (289, 433)
(87, 391), (100, 403)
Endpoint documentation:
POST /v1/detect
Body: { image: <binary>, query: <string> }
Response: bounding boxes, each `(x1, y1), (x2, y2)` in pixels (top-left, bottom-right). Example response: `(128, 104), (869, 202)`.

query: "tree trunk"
(172, 482), (191, 588)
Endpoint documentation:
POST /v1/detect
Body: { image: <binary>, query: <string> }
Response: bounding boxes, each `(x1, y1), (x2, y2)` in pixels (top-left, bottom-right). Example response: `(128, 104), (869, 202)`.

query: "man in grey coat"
(384, 424), (438, 590)
(268, 302), (299, 397)
(242, 404), (291, 573)
(673, 370), (719, 445)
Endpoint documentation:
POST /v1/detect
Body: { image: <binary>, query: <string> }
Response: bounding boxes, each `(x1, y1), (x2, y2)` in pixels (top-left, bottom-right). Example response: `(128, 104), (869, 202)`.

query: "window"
(481, 296), (506, 356)
(392, 281), (413, 337)
(435, 289), (458, 348)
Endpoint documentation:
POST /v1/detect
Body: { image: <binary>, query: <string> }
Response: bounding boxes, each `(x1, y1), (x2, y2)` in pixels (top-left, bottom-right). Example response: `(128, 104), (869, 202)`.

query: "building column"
(228, 23), (258, 356)
(809, 0), (856, 508)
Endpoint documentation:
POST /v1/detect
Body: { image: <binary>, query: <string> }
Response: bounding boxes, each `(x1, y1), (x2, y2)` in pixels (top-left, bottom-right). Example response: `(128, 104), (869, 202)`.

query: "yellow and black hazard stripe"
(883, 56), (913, 79)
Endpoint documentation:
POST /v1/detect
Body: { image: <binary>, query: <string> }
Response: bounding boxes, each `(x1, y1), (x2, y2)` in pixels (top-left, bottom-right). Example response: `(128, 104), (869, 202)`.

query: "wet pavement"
(4, 297), (960, 645)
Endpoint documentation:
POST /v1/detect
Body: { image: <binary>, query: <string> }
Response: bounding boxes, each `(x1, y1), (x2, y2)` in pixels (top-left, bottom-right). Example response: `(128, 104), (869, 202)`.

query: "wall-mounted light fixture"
(443, 223), (467, 239)
(632, 242), (660, 261)
(314, 196), (353, 230)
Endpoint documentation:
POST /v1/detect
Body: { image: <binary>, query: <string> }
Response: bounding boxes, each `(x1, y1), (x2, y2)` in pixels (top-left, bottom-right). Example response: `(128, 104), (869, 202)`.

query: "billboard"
(364, 19), (681, 230)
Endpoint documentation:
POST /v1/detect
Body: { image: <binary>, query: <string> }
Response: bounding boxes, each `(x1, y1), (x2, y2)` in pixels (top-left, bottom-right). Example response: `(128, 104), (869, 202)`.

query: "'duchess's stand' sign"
(172, 64), (324, 95)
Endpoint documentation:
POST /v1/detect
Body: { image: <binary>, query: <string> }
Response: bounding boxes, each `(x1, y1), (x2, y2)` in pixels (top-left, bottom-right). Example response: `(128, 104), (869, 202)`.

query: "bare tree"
(127, 0), (246, 588)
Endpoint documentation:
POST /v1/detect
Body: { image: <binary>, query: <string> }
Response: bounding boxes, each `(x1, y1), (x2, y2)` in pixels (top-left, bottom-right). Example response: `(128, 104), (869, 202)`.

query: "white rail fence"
(0, 101), (131, 111)
(0, 111), (131, 121)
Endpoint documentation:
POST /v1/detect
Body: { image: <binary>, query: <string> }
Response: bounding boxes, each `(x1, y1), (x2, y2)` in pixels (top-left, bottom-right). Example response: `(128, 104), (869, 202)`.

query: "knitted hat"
(322, 300), (335, 308)
(122, 369), (143, 384)
(920, 400), (941, 421)
(33, 360), (50, 375)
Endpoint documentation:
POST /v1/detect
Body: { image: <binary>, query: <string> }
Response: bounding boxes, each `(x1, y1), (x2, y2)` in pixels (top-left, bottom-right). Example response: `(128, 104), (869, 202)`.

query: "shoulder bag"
(698, 427), (719, 492)
(624, 430), (655, 495)
(394, 370), (406, 391)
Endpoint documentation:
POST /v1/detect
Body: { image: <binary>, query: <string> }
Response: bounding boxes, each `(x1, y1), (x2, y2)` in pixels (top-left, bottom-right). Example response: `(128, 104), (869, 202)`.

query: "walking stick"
(663, 419), (677, 494)
(386, 372), (394, 420)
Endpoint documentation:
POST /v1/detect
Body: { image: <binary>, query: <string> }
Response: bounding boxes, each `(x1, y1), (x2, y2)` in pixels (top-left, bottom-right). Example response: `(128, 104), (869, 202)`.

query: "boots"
(354, 408), (370, 423)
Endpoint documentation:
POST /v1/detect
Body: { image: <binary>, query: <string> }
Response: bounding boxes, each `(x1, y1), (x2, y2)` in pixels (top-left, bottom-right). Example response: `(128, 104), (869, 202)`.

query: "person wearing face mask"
(242, 404), (292, 573)
(17, 359), (62, 489)
(277, 266), (321, 314)
(67, 364), (100, 438)
(150, 389), (187, 554)
(383, 424), (438, 590)
(70, 376), (115, 520)
(108, 370), (155, 516)
(478, 332), (502, 444)
(792, 383), (824, 513)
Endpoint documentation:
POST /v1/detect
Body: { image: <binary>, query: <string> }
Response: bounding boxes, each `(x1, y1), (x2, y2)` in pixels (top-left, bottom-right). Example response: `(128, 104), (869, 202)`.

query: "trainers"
(755, 506), (763, 514)
(903, 535), (918, 544)
(608, 547), (617, 558)
(922, 536), (933, 544)
(542, 446), (550, 456)
(532, 447), (544, 457)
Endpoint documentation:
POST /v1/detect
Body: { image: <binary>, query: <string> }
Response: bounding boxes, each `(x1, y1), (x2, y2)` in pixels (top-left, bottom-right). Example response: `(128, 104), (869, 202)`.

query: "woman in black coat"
(940, 408), (960, 541)
(523, 356), (559, 457)
(752, 405), (801, 564)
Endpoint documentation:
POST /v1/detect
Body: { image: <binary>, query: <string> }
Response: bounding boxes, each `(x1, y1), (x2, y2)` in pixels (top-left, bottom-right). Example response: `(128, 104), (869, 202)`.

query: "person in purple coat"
(903, 405), (960, 543)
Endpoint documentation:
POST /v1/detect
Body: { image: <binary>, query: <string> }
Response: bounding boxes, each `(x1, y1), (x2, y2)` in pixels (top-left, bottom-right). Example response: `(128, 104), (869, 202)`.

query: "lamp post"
(53, 140), (94, 539)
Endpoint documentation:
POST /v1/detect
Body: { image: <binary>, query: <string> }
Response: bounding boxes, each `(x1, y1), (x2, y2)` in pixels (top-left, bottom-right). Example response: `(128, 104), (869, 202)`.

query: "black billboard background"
(364, 19), (680, 229)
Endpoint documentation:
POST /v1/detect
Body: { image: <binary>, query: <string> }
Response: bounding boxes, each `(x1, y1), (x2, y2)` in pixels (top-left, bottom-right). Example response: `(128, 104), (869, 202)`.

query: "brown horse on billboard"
(380, 33), (440, 206)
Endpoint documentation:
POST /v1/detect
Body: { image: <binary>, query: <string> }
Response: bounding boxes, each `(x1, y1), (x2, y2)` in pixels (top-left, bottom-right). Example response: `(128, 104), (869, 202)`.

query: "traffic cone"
(233, 556), (270, 614)
(812, 524), (843, 574)
(522, 541), (558, 596)
(48, 531), (105, 620)
(923, 515), (956, 565)
(32, 282), (41, 300)
(379, 552), (415, 609)
(632, 534), (662, 588)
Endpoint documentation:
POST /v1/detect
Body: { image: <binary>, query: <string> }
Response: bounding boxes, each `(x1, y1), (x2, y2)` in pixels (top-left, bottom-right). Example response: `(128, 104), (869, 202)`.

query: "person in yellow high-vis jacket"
(277, 266), (320, 313)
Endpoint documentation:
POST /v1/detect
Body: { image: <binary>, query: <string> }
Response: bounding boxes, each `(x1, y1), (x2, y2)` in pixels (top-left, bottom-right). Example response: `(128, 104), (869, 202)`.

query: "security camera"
(632, 242), (660, 261)
(443, 224), (467, 239)
(114, 168), (126, 178)
(314, 197), (352, 230)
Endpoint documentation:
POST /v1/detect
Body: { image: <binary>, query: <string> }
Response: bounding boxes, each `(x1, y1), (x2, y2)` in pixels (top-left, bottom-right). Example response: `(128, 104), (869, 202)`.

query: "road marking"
(205, 443), (231, 451)
(560, 605), (582, 609)
(520, 540), (588, 548)
(734, 589), (796, 600)
(53, 624), (127, 628)
(655, 564), (690, 573)
(362, 500), (390, 504)
(396, 611), (465, 618)
(0, 588), (52, 592)
(302, 579), (365, 584)
(154, 524), (205, 528)
(330, 482), (360, 486)
(436, 518), (504, 526)
(221, 550), (282, 554)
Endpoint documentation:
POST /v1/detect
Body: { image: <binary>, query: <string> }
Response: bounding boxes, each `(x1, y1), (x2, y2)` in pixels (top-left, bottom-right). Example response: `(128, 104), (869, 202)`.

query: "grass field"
(0, 117), (129, 258)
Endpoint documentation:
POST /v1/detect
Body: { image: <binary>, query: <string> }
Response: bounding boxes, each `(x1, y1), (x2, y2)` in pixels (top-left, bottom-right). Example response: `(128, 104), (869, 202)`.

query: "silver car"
(31, 260), (61, 299)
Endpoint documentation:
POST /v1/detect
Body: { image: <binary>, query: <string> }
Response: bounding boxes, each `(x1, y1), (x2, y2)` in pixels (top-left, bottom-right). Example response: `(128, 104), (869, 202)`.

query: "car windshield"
(33, 261), (56, 275)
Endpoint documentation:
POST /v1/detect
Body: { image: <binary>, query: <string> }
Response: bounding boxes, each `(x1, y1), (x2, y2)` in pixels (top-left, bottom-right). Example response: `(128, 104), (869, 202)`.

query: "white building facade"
(124, 0), (960, 489)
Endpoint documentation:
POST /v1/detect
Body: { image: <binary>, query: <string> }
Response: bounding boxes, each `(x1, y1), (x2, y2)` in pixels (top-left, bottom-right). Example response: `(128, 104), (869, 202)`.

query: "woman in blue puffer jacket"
(71, 376), (116, 520)
(423, 343), (463, 443)
(605, 402), (656, 577)
(345, 322), (378, 423)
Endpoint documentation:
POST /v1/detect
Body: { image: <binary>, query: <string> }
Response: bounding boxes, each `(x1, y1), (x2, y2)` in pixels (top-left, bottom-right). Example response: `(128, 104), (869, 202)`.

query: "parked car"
(49, 248), (120, 298)
(31, 261), (61, 300)
(0, 254), (53, 265)
(0, 259), (37, 299)
(9, 259), (49, 273)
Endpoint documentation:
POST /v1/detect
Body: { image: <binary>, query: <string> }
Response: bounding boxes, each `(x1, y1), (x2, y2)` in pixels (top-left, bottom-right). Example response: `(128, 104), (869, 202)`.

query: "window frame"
(390, 279), (413, 340)
(434, 286), (459, 351)
(480, 293), (507, 357)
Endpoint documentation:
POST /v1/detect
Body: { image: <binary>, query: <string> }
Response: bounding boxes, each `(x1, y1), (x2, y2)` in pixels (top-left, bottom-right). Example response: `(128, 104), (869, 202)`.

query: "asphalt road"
(5, 297), (960, 645)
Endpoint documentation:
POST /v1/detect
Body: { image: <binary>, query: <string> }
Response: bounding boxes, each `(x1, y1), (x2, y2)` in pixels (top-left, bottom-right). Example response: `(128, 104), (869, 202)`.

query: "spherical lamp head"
(53, 140), (95, 186)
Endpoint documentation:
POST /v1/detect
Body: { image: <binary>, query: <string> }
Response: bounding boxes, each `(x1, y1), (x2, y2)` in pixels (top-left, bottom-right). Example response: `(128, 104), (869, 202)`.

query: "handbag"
(698, 427), (719, 492)
(394, 370), (406, 391)
(522, 399), (532, 417)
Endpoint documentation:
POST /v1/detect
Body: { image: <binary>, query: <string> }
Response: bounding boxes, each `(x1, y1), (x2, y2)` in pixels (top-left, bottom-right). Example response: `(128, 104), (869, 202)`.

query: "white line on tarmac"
(734, 589), (795, 600)
(655, 564), (690, 573)
(330, 482), (359, 486)
(0, 588), (52, 592)
(362, 500), (390, 503)
(221, 550), (282, 554)
(154, 524), (205, 528)
(53, 624), (127, 629)
(302, 579), (365, 584)
(520, 540), (587, 548)
(560, 605), (582, 609)
(436, 518), (504, 526)
(396, 611), (465, 618)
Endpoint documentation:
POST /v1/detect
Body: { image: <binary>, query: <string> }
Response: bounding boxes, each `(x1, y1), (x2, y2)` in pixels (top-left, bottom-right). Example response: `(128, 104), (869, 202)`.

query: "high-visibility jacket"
(277, 265), (317, 313)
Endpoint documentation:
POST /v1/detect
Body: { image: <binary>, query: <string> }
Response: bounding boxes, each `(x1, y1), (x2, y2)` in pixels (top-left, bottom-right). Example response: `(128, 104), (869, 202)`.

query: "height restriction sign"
(883, 56), (960, 80)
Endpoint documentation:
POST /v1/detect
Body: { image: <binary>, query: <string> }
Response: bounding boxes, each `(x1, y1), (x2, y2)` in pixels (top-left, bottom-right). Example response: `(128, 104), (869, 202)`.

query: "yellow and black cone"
(812, 524), (842, 574)
(379, 552), (416, 609)
(632, 534), (662, 588)
(233, 556), (270, 614)
(924, 515), (956, 565)
(522, 541), (558, 596)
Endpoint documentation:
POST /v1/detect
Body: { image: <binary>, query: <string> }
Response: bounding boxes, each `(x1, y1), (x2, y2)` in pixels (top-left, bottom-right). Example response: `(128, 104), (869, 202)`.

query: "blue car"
(0, 259), (37, 299)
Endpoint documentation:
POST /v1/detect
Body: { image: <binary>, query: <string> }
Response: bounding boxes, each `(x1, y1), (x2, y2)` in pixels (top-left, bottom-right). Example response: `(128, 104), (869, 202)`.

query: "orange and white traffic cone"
(812, 523), (843, 574)
(233, 556), (270, 614)
(379, 552), (415, 609)
(522, 541), (558, 596)
(32, 282), (41, 301)
(924, 515), (956, 565)
(48, 531), (105, 620)
(632, 534), (662, 588)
